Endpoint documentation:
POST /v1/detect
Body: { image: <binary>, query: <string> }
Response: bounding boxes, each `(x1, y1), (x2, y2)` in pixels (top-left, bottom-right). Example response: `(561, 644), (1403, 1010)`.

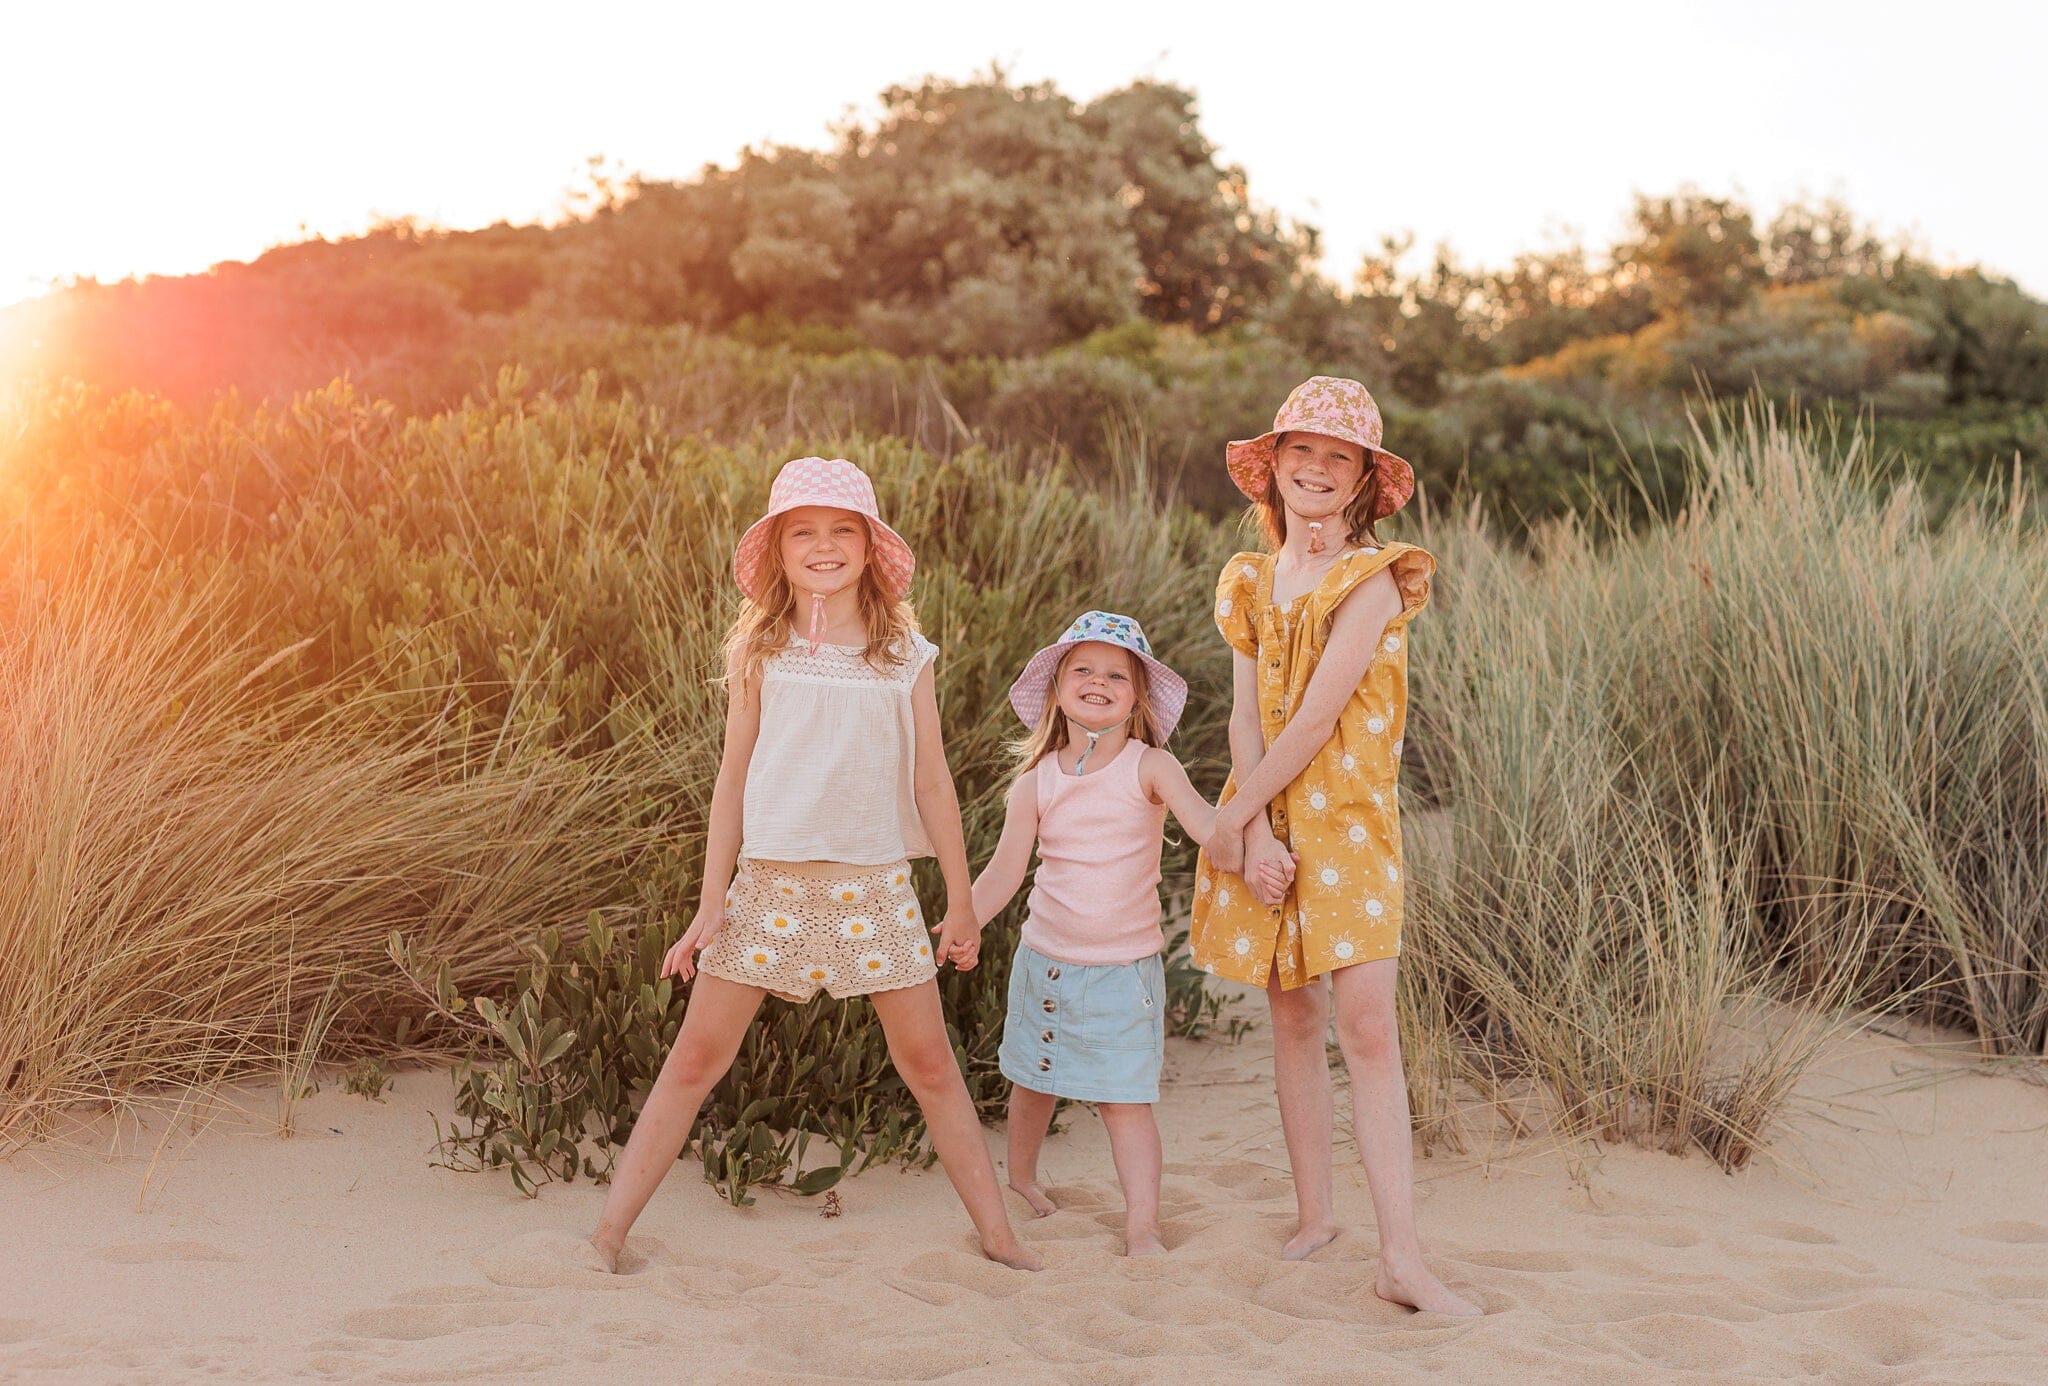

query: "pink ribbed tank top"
(1022, 740), (1168, 965)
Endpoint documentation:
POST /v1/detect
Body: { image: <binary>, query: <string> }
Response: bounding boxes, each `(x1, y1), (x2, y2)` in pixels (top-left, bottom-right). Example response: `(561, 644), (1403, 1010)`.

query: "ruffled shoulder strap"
(1305, 542), (1436, 635)
(1213, 551), (1269, 657)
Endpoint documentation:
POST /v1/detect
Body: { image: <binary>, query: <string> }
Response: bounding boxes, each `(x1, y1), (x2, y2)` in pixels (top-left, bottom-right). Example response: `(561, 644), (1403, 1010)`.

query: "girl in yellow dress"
(1193, 376), (1480, 1317)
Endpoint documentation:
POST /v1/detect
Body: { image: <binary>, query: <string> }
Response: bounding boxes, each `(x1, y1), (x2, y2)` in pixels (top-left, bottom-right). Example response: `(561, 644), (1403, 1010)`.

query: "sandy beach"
(4, 991), (2046, 1384)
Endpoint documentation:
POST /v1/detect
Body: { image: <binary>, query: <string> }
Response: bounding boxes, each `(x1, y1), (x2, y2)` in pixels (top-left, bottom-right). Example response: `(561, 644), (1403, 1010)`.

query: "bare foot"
(1376, 1262), (1482, 1317)
(1281, 1222), (1340, 1261)
(1125, 1227), (1166, 1258)
(1008, 1179), (1057, 1218)
(586, 1234), (622, 1276)
(980, 1235), (1044, 1272)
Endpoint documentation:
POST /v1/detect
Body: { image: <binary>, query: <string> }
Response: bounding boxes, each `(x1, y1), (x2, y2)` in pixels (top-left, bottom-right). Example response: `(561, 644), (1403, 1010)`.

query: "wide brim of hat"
(1008, 637), (1189, 743)
(1225, 430), (1416, 520)
(731, 507), (917, 600)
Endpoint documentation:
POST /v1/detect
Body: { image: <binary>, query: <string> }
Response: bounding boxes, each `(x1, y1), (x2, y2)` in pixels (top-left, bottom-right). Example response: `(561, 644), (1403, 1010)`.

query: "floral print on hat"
(1225, 376), (1416, 521)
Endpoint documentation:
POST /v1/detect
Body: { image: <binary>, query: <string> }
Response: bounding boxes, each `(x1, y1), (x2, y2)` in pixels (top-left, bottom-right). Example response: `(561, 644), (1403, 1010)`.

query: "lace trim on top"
(764, 633), (934, 689)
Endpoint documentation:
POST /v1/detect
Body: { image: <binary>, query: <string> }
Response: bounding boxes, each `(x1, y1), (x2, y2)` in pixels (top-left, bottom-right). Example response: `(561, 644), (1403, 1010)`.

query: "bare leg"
(589, 973), (767, 1271)
(869, 982), (1041, 1271)
(1267, 974), (1340, 1259)
(1005, 1085), (1059, 1216)
(1329, 959), (1481, 1316)
(1098, 1103), (1164, 1256)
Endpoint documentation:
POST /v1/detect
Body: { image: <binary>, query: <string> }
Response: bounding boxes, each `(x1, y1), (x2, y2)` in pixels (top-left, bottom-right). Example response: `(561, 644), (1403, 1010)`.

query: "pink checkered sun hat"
(1008, 610), (1189, 742)
(731, 457), (916, 600)
(1226, 376), (1416, 520)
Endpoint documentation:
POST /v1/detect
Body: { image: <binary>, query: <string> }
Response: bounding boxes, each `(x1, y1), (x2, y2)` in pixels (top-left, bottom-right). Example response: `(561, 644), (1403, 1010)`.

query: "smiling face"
(1273, 431), (1369, 524)
(776, 505), (869, 599)
(1055, 641), (1138, 732)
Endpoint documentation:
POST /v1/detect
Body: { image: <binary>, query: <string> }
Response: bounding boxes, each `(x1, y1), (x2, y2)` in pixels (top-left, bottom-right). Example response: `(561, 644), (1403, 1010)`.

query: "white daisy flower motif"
(856, 951), (893, 978)
(761, 911), (801, 938)
(1233, 935), (1253, 956)
(1217, 597), (1235, 617)
(1365, 897), (1386, 919)
(830, 881), (867, 905)
(1383, 634), (1401, 654)
(1319, 866), (1341, 888)
(743, 946), (780, 971)
(897, 902), (922, 928)
(1333, 939), (1356, 961)
(887, 866), (912, 892)
(1240, 563), (1259, 581)
(839, 916), (876, 941)
(771, 877), (805, 902)
(801, 962), (836, 987)
(912, 939), (933, 963)
(1348, 824), (1369, 845)
(1366, 715), (1388, 736)
(1309, 790), (1329, 811)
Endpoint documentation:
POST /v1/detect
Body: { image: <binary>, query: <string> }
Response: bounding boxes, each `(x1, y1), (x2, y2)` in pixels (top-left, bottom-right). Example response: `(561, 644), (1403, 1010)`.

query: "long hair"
(1250, 432), (1383, 552)
(723, 514), (918, 687)
(1009, 646), (1164, 779)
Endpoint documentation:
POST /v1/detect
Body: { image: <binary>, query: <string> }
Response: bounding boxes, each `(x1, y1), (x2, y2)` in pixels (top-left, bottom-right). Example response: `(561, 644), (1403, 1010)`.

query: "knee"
(658, 1035), (731, 1092)
(1267, 987), (1330, 1050)
(892, 1039), (963, 1096)
(1332, 1009), (1400, 1069)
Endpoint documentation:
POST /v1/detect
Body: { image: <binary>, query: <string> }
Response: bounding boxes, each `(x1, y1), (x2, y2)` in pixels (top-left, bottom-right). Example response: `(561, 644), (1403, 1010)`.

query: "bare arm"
(1216, 568), (1402, 840)
(909, 659), (981, 967)
(1140, 746), (1220, 850)
(663, 650), (762, 979)
(970, 773), (1040, 926)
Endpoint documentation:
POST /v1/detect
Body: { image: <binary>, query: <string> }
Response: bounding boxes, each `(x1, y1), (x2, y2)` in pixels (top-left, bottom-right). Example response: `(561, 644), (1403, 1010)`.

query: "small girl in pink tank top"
(971, 611), (1291, 1256)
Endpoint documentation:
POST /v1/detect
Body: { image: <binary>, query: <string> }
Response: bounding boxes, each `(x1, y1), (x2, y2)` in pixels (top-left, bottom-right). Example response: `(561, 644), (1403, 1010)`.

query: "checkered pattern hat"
(731, 457), (916, 600)
(1008, 610), (1189, 742)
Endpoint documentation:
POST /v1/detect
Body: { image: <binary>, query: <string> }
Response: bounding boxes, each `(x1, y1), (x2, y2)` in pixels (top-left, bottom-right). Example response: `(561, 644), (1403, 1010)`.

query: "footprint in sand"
(1962, 1221), (2048, 1245)
(338, 1301), (534, 1342)
(881, 1247), (1035, 1306)
(1811, 1300), (1943, 1368)
(474, 1230), (639, 1288)
(1751, 1220), (1839, 1246)
(1610, 1313), (1746, 1372)
(92, 1240), (240, 1263)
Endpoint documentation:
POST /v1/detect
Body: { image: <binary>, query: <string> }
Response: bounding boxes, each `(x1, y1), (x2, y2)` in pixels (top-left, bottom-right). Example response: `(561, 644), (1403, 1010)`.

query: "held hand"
(1246, 839), (1296, 908)
(932, 904), (983, 971)
(662, 899), (726, 982)
(1207, 823), (1246, 876)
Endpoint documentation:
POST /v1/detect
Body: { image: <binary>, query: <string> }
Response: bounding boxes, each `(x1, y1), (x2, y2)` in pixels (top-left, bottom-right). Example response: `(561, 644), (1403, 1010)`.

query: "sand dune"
(4, 998), (2046, 1383)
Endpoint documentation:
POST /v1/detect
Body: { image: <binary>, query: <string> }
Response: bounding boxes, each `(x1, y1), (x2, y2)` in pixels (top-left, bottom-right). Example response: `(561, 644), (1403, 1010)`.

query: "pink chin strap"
(805, 593), (828, 655)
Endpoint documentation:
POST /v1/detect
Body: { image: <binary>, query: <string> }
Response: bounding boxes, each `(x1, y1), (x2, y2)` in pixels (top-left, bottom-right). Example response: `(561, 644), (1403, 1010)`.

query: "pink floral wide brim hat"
(1225, 375), (1416, 519)
(731, 456), (917, 600)
(1008, 610), (1189, 742)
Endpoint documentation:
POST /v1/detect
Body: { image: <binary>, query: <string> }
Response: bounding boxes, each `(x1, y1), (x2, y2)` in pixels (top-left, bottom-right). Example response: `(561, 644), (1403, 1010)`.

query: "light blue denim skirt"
(999, 941), (1165, 1104)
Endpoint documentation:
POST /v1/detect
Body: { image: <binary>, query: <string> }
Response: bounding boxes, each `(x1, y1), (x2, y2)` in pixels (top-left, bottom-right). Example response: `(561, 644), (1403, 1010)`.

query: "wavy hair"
(1249, 432), (1383, 552)
(1008, 645), (1163, 779)
(723, 514), (918, 687)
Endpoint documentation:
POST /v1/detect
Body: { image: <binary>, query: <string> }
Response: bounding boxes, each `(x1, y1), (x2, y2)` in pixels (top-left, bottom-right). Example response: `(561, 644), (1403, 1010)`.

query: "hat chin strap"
(1065, 713), (1130, 775)
(805, 592), (827, 655)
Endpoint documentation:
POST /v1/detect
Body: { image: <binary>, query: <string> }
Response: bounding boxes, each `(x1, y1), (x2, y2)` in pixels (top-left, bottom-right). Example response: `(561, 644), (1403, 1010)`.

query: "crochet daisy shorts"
(698, 858), (938, 1002)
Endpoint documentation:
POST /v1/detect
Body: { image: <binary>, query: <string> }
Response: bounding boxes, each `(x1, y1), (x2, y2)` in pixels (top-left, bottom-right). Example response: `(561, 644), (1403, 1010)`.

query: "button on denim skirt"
(998, 941), (1166, 1104)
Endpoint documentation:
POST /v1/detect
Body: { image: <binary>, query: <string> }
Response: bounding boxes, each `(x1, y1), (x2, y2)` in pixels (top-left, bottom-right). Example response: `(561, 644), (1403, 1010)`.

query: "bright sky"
(4, 0), (2044, 308)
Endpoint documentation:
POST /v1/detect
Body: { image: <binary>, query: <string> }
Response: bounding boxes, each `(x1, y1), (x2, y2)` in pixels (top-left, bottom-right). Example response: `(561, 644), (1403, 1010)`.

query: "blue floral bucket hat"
(1008, 610), (1190, 741)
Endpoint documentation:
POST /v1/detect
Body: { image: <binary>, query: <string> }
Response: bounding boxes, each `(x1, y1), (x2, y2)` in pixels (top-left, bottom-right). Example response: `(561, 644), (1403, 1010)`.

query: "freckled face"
(778, 506), (868, 598)
(1056, 642), (1137, 731)
(1273, 431), (1367, 522)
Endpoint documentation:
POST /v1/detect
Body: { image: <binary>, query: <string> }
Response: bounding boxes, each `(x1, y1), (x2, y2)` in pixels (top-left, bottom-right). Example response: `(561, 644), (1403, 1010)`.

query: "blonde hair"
(1250, 432), (1383, 552)
(724, 513), (918, 687)
(1009, 645), (1165, 779)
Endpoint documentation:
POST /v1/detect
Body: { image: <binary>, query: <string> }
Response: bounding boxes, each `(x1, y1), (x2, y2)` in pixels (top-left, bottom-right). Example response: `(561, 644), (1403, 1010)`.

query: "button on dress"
(1189, 544), (1435, 989)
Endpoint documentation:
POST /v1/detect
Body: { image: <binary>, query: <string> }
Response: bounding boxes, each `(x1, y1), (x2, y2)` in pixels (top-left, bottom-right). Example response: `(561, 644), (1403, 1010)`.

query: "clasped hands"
(1208, 806), (1296, 907)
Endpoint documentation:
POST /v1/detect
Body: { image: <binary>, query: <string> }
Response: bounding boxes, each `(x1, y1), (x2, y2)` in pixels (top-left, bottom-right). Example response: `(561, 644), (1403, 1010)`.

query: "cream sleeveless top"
(742, 632), (938, 865)
(1022, 740), (1169, 965)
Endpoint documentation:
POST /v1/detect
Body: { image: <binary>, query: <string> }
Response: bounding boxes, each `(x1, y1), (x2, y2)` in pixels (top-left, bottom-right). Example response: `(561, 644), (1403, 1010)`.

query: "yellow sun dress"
(1189, 543), (1435, 989)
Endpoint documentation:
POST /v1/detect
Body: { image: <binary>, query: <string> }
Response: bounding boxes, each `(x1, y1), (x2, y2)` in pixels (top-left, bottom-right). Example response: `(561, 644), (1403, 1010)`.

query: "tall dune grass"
(3, 376), (2040, 1184)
